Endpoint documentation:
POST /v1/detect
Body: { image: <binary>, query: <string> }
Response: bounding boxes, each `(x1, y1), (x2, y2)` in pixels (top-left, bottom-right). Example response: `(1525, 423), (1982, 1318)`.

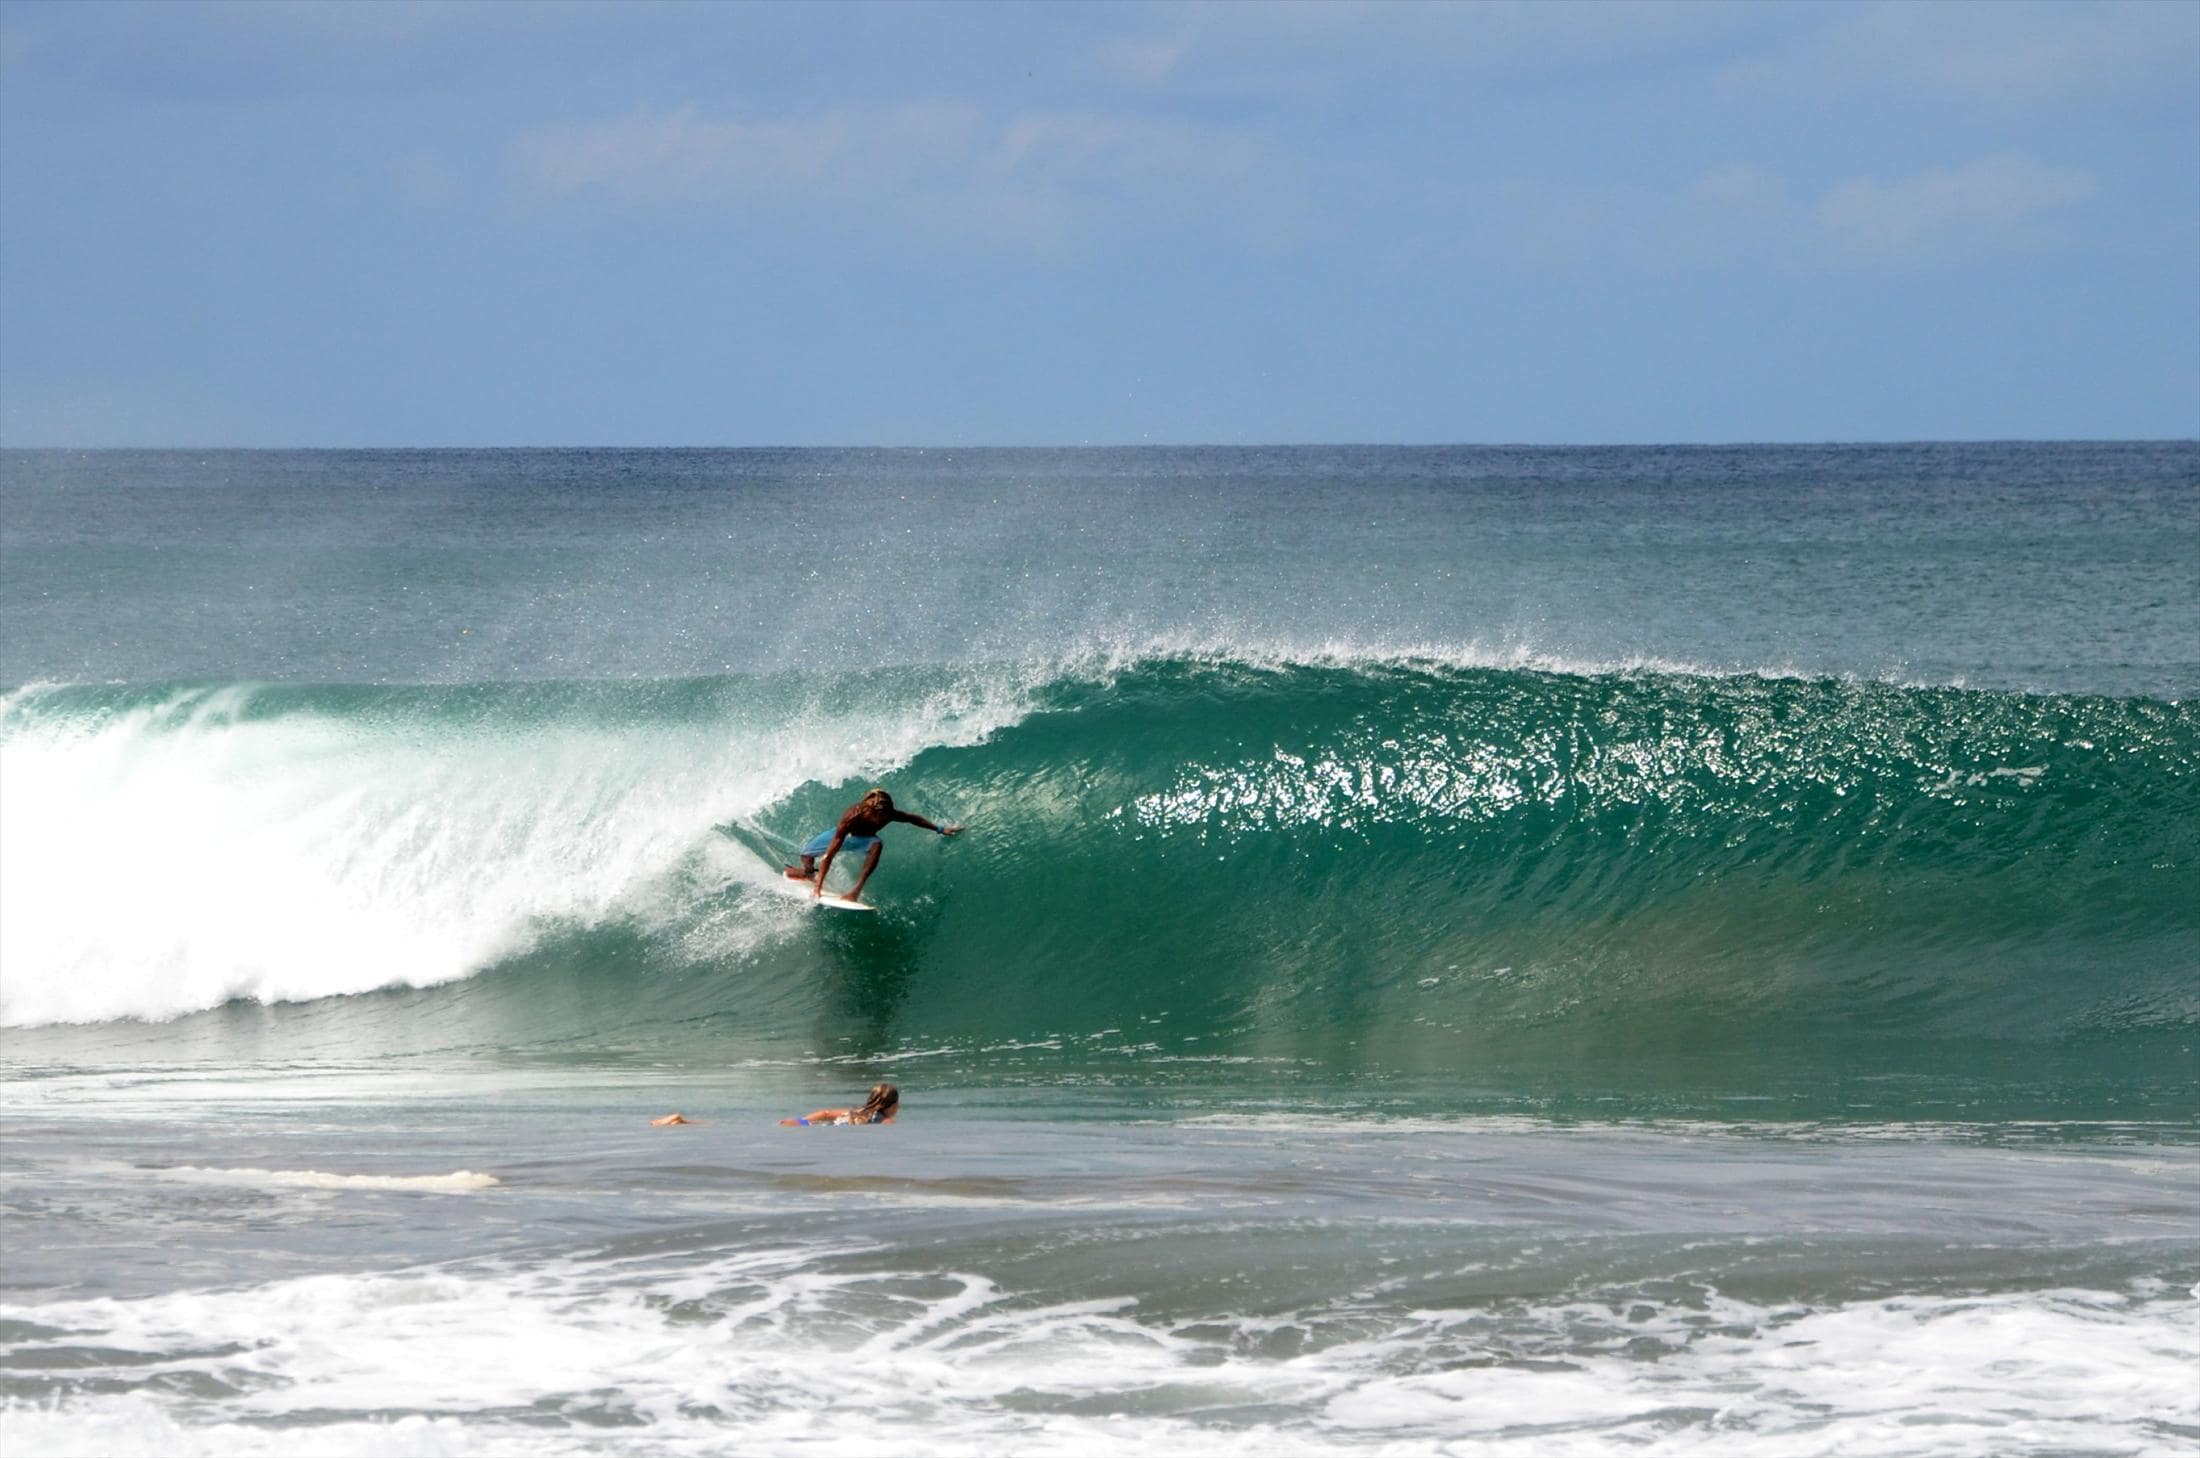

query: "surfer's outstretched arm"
(891, 810), (962, 836)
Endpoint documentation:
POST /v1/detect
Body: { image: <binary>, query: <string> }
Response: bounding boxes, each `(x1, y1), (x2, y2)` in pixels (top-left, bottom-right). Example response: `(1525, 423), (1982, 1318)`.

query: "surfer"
(786, 788), (961, 903)
(780, 1083), (899, 1127)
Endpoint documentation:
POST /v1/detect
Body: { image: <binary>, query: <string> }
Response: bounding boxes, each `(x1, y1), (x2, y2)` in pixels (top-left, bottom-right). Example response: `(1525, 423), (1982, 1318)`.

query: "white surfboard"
(718, 822), (879, 911)
(765, 875), (876, 912)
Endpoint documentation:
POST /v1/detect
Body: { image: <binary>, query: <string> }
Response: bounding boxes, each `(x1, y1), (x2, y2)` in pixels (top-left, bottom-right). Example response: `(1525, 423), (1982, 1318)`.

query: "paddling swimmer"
(780, 1083), (899, 1127)
(652, 1084), (898, 1128)
(786, 789), (961, 903)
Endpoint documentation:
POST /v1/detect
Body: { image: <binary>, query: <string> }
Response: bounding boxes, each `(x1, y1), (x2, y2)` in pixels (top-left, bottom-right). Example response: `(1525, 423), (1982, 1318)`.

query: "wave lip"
(0, 665), (1053, 1028)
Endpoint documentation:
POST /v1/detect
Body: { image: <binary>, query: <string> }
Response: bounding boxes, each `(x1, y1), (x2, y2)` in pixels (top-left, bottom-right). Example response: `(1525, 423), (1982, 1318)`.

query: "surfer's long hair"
(854, 1083), (899, 1124)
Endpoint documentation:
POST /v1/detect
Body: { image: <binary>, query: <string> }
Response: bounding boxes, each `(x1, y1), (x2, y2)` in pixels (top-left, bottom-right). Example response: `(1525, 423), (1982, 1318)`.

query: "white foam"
(0, 670), (1047, 1027)
(0, 1248), (2189, 1458)
(0, 1402), (496, 1458)
(170, 1167), (500, 1193)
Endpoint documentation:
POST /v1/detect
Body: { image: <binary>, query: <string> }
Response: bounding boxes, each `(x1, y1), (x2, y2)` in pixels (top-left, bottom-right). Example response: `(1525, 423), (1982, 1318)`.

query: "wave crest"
(3, 658), (2192, 1058)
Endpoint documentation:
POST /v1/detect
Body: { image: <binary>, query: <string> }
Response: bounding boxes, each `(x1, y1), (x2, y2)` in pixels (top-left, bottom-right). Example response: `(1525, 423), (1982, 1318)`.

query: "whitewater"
(2, 444), (2195, 1456)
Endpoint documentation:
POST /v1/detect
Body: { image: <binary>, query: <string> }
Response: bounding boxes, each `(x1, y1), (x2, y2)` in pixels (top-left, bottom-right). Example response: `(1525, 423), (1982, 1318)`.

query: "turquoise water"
(5, 660), (2193, 1121)
(1, 444), (2195, 1454)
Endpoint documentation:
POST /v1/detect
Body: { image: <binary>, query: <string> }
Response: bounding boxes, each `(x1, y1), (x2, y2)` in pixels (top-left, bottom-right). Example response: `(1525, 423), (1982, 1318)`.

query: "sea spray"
(0, 665), (1054, 1026)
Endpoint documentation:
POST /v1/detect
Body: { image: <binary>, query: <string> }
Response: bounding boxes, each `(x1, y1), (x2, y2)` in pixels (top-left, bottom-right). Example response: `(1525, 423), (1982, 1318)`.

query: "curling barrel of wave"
(823, 659), (2199, 1057)
(2, 658), (2192, 1066)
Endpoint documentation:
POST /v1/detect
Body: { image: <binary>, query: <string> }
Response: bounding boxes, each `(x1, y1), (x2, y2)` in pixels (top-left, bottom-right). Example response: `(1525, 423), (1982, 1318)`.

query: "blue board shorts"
(801, 829), (880, 858)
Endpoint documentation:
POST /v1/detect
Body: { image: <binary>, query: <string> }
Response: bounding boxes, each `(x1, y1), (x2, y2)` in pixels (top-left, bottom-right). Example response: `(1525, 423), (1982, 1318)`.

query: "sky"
(0, 0), (2195, 447)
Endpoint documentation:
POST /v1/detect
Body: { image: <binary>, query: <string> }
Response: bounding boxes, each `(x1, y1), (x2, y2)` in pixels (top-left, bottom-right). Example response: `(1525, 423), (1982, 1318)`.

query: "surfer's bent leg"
(787, 828), (835, 881)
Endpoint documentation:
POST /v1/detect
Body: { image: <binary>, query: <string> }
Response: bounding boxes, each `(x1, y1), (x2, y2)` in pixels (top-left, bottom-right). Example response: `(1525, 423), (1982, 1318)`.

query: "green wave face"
(5, 658), (2194, 1117)
(848, 662), (2195, 1064)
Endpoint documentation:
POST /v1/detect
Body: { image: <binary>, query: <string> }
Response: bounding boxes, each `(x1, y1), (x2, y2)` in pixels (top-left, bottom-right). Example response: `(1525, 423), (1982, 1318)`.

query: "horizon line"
(3, 436), (2196, 453)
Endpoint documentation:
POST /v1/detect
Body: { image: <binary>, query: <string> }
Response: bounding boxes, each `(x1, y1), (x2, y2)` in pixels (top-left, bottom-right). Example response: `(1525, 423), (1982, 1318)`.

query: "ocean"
(1, 443), (2194, 1456)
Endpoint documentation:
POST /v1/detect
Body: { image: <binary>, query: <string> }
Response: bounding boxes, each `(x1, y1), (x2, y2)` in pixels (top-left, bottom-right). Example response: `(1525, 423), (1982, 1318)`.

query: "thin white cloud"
(522, 103), (981, 201)
(1724, 0), (2200, 110)
(1435, 154), (2098, 274)
(515, 102), (1293, 252)
(1096, 38), (1188, 85)
(1816, 154), (2096, 265)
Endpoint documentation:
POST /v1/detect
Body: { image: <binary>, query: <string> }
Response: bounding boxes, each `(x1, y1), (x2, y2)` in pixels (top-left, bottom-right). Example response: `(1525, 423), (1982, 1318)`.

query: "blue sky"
(1, 0), (2194, 446)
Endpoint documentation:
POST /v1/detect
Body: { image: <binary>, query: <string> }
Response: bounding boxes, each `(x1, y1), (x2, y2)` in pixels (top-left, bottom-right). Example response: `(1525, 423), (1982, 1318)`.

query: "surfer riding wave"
(787, 788), (961, 903)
